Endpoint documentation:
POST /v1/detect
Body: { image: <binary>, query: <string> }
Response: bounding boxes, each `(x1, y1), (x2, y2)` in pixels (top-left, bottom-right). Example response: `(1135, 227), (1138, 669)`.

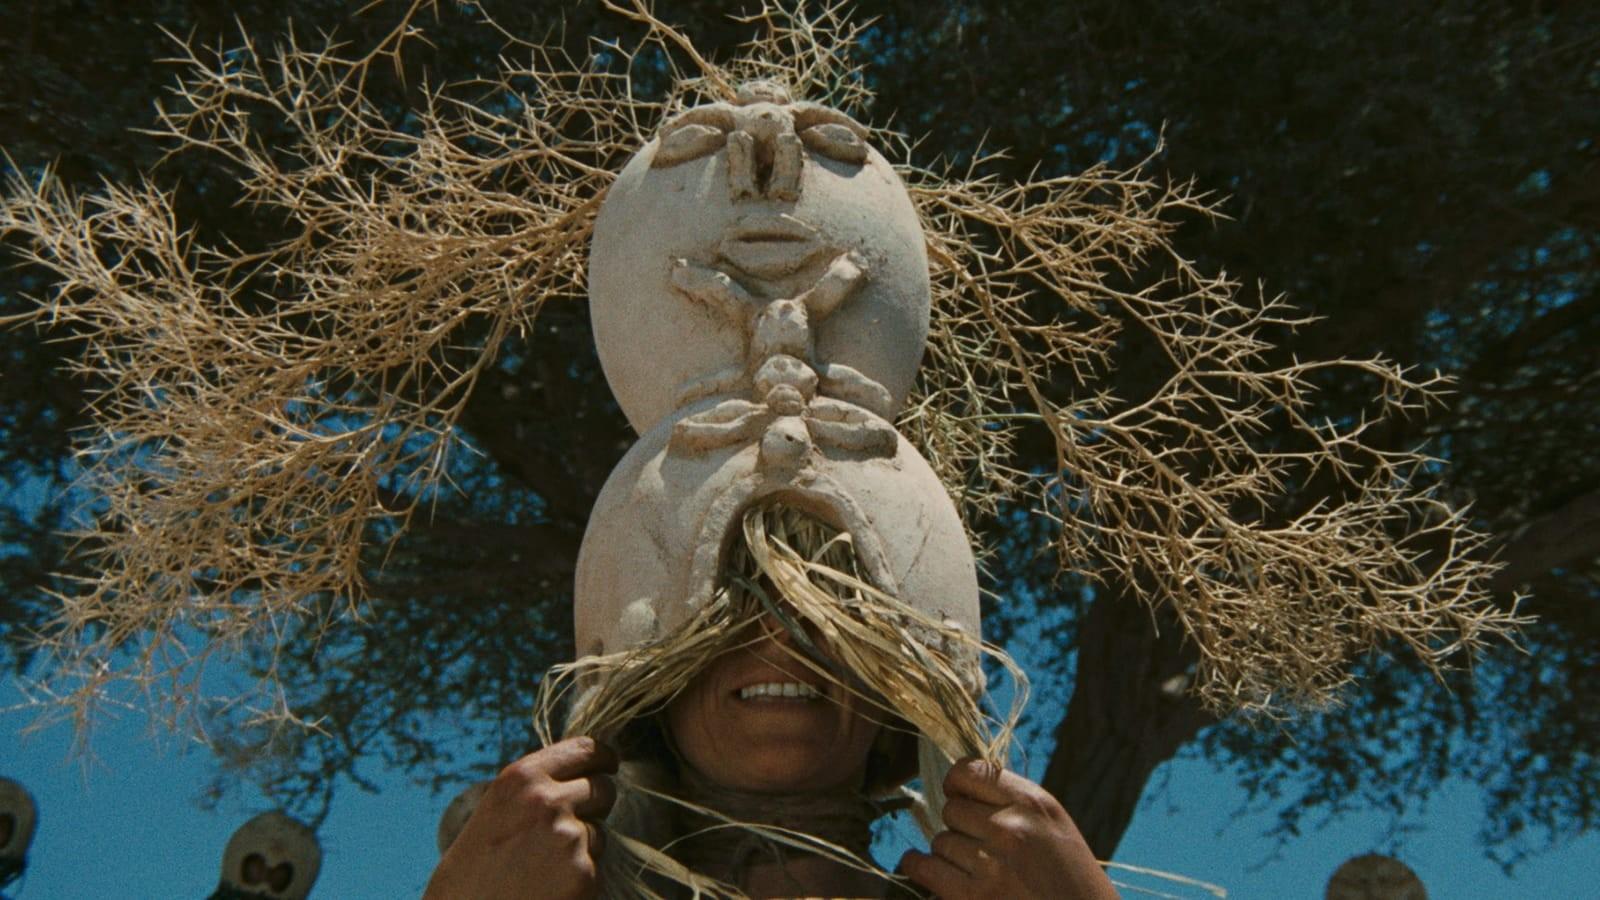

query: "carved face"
(218, 812), (321, 900)
(666, 612), (881, 793)
(589, 86), (931, 436)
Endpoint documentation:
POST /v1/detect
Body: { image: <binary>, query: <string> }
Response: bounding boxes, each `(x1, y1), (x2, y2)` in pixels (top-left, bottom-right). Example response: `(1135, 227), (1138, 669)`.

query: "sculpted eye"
(653, 123), (728, 168)
(269, 861), (296, 893)
(242, 853), (268, 885)
(799, 123), (868, 165)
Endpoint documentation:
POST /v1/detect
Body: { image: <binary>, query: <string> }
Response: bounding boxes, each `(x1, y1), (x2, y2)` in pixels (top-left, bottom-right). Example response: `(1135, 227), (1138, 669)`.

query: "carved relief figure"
(668, 247), (898, 465)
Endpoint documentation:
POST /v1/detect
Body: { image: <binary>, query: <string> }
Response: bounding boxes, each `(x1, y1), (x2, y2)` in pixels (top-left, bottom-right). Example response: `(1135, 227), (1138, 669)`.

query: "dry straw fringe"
(0, 0), (1517, 787)
(534, 501), (1025, 899)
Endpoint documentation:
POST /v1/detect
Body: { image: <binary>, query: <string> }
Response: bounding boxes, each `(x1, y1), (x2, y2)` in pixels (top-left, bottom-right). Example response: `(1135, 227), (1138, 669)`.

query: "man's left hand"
(898, 758), (1118, 899)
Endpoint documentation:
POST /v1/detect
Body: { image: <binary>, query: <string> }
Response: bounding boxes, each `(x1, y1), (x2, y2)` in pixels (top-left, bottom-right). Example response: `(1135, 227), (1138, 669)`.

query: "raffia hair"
(533, 500), (1024, 899)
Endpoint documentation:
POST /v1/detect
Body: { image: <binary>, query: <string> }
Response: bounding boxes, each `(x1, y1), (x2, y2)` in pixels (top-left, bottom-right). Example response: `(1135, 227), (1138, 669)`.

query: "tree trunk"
(1490, 485), (1600, 596)
(1040, 593), (1217, 859)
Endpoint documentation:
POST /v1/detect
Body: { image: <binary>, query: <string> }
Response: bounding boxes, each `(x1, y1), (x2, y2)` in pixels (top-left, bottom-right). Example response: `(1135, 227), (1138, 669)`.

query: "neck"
(739, 854), (886, 899)
(672, 767), (884, 898)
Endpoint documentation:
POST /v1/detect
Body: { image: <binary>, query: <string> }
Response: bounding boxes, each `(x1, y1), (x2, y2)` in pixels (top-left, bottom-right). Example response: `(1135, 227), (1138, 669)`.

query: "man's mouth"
(736, 681), (823, 700)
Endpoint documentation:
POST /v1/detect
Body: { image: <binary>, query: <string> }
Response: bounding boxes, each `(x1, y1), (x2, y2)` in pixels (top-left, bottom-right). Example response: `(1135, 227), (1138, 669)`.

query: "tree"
(2, 0), (1593, 871)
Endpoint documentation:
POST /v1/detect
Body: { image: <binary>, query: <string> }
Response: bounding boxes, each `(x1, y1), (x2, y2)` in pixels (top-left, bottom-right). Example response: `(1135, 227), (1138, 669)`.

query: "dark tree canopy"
(2, 0), (1595, 870)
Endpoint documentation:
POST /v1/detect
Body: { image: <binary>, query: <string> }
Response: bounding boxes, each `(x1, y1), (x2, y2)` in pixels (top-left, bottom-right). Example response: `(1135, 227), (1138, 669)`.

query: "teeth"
(738, 682), (821, 700)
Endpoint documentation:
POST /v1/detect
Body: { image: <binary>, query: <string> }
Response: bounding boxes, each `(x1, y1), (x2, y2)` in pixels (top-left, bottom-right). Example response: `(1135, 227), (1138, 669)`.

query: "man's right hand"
(423, 737), (619, 900)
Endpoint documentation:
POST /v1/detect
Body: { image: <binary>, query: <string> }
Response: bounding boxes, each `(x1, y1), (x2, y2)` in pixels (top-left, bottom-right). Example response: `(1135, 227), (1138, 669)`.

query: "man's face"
(666, 613), (881, 794)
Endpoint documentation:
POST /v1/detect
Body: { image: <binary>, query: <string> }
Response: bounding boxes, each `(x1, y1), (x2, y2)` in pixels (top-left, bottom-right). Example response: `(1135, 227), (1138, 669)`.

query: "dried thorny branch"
(907, 154), (1520, 711)
(1, 0), (1518, 739)
(0, 0), (708, 729)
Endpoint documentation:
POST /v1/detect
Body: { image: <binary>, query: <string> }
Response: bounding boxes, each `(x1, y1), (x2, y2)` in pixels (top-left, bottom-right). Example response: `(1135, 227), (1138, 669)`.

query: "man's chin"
(718, 749), (852, 794)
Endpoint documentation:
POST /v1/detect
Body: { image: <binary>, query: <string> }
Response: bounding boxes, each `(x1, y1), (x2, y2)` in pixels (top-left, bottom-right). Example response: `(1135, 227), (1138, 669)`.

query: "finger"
(529, 736), (620, 780)
(584, 818), (607, 860)
(531, 772), (614, 816)
(941, 795), (1002, 840)
(572, 774), (617, 819)
(929, 829), (993, 877)
(899, 849), (973, 899)
(942, 757), (1018, 806)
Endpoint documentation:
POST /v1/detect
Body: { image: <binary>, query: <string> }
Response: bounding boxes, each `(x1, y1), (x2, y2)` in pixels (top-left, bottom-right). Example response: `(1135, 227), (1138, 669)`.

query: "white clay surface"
(574, 409), (977, 659)
(590, 128), (930, 436)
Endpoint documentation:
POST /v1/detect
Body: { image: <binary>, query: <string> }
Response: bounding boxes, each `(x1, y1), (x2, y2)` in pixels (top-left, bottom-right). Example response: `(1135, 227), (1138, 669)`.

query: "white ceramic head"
(0, 777), (37, 860)
(436, 781), (491, 856)
(589, 84), (931, 436)
(218, 811), (321, 900)
(573, 409), (977, 660)
(1326, 853), (1427, 900)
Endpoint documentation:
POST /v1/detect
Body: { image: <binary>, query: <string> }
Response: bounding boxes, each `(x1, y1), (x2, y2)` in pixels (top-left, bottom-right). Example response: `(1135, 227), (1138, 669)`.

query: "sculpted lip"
(718, 213), (828, 278)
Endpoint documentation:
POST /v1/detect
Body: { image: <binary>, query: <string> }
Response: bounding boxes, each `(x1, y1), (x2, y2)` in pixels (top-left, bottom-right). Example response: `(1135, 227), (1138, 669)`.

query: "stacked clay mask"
(578, 81), (978, 657)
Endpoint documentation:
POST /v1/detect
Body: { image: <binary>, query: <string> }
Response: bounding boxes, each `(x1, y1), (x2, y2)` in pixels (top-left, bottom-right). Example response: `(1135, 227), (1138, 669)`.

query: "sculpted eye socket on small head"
(655, 121), (730, 167)
(269, 861), (296, 893)
(242, 853), (268, 885)
(797, 122), (867, 165)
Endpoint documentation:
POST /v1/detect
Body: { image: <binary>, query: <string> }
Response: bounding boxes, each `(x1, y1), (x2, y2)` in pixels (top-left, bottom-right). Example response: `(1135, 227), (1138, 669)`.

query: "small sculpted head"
(218, 811), (321, 900)
(1325, 853), (1428, 900)
(436, 781), (491, 856)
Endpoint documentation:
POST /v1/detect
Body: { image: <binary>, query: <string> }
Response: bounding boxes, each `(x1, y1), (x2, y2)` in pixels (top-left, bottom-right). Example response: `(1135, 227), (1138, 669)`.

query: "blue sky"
(5, 668), (1599, 898)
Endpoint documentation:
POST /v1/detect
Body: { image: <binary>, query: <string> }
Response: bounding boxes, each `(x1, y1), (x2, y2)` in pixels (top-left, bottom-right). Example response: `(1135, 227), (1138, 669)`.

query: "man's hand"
(423, 737), (618, 900)
(899, 758), (1118, 899)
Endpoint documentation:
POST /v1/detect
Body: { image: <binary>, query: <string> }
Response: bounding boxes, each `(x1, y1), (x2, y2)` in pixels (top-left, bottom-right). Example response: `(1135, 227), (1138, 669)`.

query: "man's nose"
(753, 607), (797, 646)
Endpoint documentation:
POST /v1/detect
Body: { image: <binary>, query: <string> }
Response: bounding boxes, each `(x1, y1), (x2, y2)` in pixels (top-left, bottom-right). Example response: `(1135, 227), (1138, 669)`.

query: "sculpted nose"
(728, 117), (803, 202)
